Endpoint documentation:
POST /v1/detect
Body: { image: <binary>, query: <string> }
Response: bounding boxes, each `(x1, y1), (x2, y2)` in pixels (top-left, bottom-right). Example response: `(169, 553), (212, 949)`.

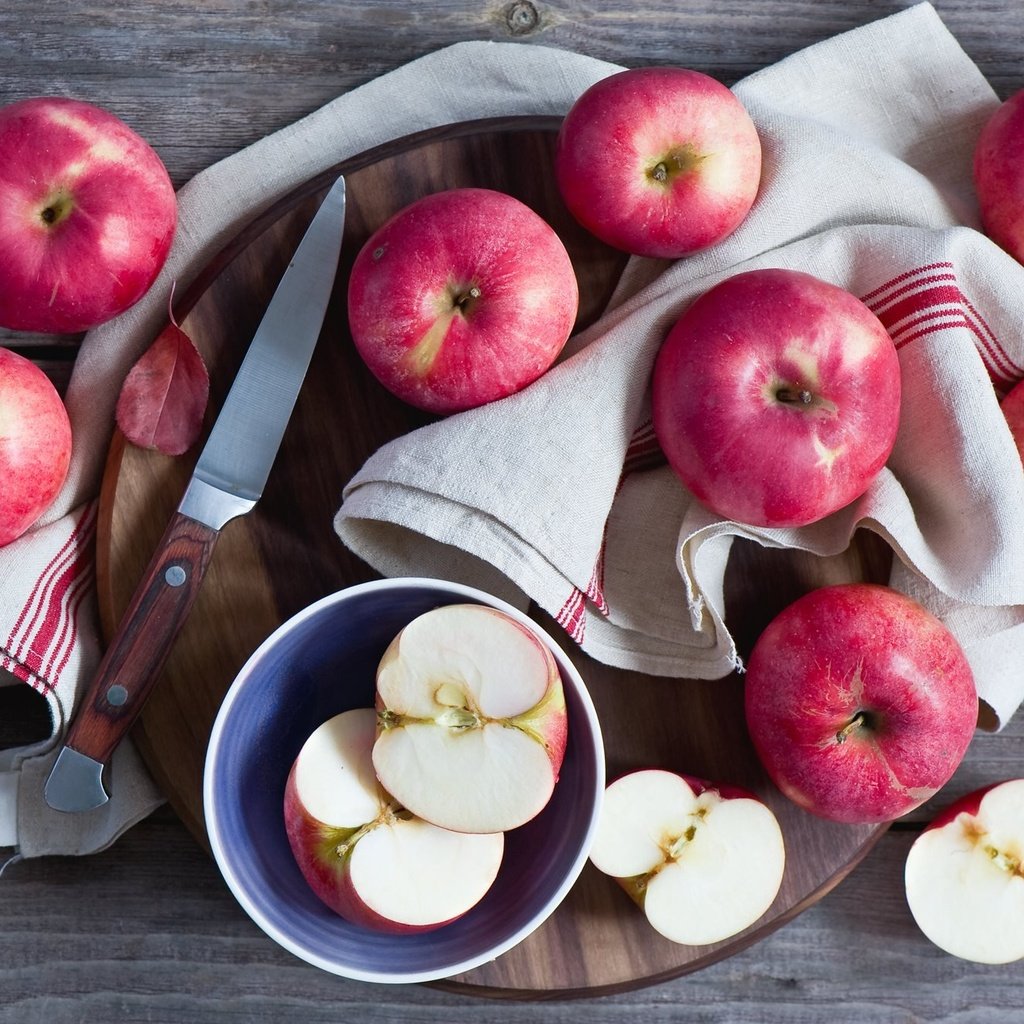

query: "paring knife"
(44, 175), (347, 813)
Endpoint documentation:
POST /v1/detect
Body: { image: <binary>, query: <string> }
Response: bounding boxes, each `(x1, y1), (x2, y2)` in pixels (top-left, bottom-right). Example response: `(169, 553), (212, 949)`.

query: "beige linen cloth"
(1, 2), (1019, 863)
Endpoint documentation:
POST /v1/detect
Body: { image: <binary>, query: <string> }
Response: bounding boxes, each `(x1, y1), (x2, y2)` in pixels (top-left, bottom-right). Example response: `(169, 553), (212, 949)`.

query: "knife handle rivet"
(165, 565), (187, 587)
(107, 684), (129, 707)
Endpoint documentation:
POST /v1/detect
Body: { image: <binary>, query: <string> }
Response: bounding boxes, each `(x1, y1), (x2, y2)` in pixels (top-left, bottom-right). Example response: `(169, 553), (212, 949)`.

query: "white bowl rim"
(203, 575), (606, 984)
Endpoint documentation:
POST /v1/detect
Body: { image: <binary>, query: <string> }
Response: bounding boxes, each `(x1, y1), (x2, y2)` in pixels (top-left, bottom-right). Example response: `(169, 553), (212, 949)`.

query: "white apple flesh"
(589, 770), (785, 946)
(371, 603), (567, 834)
(905, 779), (1024, 964)
(284, 708), (504, 932)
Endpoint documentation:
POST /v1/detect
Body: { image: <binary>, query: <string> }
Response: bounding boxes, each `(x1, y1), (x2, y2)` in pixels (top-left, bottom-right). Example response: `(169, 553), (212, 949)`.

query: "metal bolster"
(177, 477), (257, 531)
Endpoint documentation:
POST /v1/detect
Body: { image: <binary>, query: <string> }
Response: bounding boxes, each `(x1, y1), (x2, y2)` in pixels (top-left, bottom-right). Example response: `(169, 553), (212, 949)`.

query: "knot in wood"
(504, 0), (540, 35)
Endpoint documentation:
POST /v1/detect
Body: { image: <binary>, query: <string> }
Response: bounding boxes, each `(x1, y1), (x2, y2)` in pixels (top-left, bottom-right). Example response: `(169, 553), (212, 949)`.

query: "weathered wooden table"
(3, 2), (1024, 1020)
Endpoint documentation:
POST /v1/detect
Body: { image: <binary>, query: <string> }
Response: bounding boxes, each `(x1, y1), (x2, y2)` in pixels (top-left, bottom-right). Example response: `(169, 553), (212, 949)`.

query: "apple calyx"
(38, 188), (75, 229)
(646, 144), (705, 187)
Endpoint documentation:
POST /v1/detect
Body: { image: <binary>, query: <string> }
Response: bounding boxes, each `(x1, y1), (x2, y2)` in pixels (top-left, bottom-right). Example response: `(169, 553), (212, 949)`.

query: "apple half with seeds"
(905, 779), (1024, 964)
(284, 708), (504, 932)
(371, 603), (568, 834)
(589, 769), (786, 945)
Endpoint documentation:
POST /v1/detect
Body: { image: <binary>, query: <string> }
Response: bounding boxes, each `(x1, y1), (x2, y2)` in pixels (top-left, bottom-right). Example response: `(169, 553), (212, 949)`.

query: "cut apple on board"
(284, 708), (504, 932)
(371, 603), (568, 834)
(588, 770), (786, 946)
(905, 779), (1024, 964)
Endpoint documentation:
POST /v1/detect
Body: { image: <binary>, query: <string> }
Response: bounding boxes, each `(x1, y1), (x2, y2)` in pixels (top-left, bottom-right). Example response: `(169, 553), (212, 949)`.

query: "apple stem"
(454, 285), (482, 312)
(776, 386), (814, 405)
(835, 710), (870, 744)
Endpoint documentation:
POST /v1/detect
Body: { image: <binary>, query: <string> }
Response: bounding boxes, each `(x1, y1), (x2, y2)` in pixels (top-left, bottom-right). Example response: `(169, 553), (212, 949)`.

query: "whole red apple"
(744, 583), (978, 824)
(652, 268), (902, 528)
(554, 67), (761, 258)
(974, 90), (1024, 264)
(347, 187), (579, 415)
(0, 347), (72, 546)
(0, 97), (177, 334)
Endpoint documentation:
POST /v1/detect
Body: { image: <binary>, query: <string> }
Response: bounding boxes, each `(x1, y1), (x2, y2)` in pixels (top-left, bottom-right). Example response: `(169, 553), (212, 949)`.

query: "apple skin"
(974, 90), (1024, 264)
(0, 347), (72, 546)
(0, 96), (177, 334)
(652, 268), (902, 528)
(1002, 379), (1024, 459)
(554, 67), (761, 258)
(744, 583), (978, 824)
(347, 187), (579, 415)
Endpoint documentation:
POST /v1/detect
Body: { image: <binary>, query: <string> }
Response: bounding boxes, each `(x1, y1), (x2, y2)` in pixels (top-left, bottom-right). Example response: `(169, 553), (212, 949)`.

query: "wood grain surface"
(4, 1), (1024, 1021)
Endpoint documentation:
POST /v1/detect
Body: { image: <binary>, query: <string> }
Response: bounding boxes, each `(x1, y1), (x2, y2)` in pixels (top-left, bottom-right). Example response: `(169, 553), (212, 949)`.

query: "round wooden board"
(96, 117), (891, 998)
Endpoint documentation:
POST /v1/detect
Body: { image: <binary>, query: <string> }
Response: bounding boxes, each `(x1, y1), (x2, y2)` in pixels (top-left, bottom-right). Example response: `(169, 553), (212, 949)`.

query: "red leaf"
(116, 323), (210, 456)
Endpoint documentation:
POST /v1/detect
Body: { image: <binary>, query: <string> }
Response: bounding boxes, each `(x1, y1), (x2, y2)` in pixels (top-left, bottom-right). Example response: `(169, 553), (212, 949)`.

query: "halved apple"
(371, 603), (567, 834)
(589, 769), (786, 945)
(284, 708), (504, 932)
(905, 778), (1024, 963)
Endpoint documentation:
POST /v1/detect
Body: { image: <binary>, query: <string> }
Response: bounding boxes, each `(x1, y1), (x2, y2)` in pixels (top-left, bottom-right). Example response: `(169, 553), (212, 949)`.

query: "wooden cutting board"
(96, 115), (891, 998)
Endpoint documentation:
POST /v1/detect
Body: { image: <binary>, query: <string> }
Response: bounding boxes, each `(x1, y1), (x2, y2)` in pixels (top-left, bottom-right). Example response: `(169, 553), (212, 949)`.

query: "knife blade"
(44, 175), (347, 814)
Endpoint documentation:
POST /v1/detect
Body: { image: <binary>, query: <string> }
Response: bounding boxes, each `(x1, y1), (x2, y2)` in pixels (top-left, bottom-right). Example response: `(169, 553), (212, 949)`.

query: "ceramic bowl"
(203, 577), (605, 984)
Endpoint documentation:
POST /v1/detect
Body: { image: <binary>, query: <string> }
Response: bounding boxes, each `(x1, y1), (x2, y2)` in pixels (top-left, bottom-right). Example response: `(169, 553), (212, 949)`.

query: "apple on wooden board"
(0, 97), (177, 334)
(0, 347), (72, 547)
(744, 583), (978, 824)
(652, 268), (902, 528)
(974, 90), (1024, 265)
(905, 779), (1024, 964)
(554, 67), (762, 258)
(588, 769), (785, 946)
(284, 708), (504, 932)
(347, 187), (579, 415)
(371, 603), (567, 834)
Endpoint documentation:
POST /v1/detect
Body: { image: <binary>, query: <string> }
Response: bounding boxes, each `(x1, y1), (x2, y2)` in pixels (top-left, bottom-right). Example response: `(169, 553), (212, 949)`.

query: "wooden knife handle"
(65, 510), (220, 767)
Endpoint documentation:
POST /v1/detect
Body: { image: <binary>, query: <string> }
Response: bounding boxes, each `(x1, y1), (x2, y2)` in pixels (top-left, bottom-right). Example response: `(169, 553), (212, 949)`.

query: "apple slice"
(284, 708), (504, 932)
(589, 770), (785, 945)
(905, 779), (1024, 963)
(371, 603), (567, 834)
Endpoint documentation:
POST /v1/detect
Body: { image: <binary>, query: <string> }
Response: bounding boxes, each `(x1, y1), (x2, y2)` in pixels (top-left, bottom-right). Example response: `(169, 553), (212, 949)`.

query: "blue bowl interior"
(207, 583), (602, 980)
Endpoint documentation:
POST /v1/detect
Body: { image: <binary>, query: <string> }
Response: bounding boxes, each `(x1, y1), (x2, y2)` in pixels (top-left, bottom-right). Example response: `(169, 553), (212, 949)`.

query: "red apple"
(744, 583), (977, 824)
(284, 708), (504, 932)
(905, 779), (1024, 963)
(347, 187), (579, 415)
(554, 67), (761, 258)
(974, 90), (1024, 264)
(1002, 378), (1024, 460)
(588, 769), (785, 945)
(0, 97), (177, 334)
(0, 347), (72, 546)
(652, 268), (902, 528)
(372, 603), (568, 833)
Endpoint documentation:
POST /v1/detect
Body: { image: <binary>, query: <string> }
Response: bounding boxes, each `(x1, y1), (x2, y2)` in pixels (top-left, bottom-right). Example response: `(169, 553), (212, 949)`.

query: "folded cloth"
(336, 1), (1024, 733)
